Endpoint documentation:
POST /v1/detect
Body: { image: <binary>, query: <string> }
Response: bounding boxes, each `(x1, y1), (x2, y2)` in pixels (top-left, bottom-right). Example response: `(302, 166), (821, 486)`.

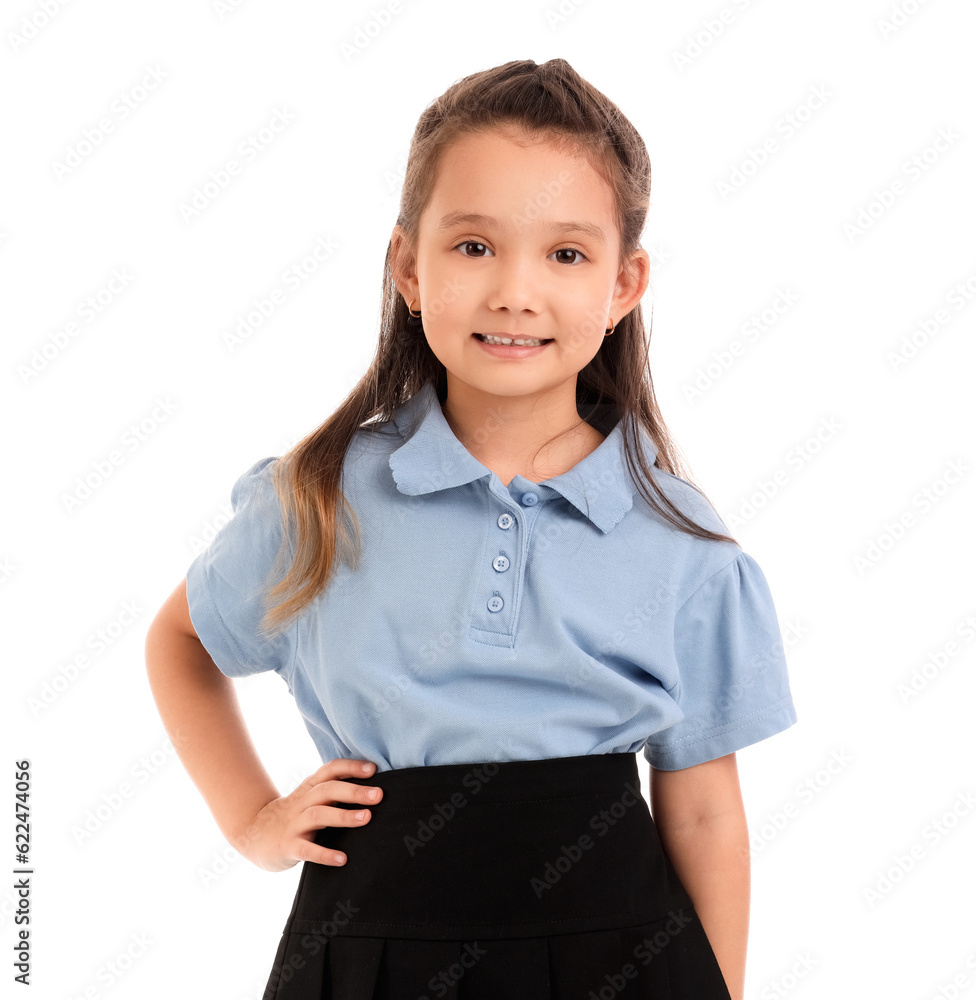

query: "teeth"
(480, 334), (547, 346)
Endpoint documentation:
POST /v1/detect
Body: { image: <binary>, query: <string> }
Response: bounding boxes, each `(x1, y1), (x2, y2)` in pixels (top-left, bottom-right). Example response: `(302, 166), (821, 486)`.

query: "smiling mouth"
(473, 333), (554, 346)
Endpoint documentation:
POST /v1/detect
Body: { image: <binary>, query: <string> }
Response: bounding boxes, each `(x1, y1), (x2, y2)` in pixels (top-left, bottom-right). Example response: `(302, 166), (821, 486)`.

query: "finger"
(331, 758), (377, 776)
(305, 803), (373, 831)
(293, 836), (350, 867)
(305, 760), (382, 802)
(293, 759), (374, 805)
(307, 758), (376, 788)
(302, 777), (382, 809)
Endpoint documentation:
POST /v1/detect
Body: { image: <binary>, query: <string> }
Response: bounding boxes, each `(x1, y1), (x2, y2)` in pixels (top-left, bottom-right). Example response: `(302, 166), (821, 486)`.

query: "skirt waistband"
(285, 752), (695, 941)
(342, 750), (642, 805)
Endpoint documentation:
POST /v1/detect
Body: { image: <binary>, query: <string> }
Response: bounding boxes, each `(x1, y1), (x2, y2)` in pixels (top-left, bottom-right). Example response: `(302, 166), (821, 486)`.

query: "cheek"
(424, 298), (469, 340)
(554, 277), (603, 314)
(420, 310), (468, 362)
(553, 288), (611, 350)
(421, 261), (473, 321)
(564, 333), (610, 365)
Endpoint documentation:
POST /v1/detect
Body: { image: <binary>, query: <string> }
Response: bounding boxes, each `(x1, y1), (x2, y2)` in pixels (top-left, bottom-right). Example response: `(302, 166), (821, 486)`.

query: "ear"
(390, 224), (419, 307)
(609, 248), (651, 325)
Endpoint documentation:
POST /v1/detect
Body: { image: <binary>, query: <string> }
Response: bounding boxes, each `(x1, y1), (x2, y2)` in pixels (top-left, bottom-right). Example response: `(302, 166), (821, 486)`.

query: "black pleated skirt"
(261, 752), (732, 999)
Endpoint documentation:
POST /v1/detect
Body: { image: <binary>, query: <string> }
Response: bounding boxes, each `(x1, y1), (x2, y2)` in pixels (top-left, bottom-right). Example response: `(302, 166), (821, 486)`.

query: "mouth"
(472, 333), (554, 347)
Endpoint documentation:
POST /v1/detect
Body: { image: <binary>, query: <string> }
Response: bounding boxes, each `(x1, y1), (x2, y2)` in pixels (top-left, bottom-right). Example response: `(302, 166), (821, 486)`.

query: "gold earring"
(408, 299), (422, 319)
(604, 317), (615, 336)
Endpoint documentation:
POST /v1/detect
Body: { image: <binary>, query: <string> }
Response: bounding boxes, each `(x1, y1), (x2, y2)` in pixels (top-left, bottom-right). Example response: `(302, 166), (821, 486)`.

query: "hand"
(234, 759), (383, 872)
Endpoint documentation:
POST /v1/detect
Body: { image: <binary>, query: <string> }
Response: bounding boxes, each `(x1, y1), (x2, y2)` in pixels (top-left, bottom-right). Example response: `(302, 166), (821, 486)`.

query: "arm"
(649, 753), (749, 1000)
(144, 577), (281, 852)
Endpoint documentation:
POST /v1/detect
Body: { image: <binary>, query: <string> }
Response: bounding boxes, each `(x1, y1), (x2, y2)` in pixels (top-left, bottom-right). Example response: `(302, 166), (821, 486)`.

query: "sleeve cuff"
(643, 694), (798, 771)
(185, 554), (262, 678)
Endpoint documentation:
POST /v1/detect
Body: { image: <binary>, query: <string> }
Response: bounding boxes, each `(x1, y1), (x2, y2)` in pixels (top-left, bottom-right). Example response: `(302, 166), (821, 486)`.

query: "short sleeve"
(185, 457), (298, 679)
(643, 551), (797, 770)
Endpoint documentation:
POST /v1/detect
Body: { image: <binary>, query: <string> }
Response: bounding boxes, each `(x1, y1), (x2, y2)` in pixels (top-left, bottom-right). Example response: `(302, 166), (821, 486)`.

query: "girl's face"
(394, 126), (648, 404)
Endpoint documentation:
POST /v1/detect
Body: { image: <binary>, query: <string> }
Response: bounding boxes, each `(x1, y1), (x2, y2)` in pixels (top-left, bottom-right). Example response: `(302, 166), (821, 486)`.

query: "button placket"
(486, 506), (516, 616)
(484, 489), (540, 617)
(471, 480), (548, 644)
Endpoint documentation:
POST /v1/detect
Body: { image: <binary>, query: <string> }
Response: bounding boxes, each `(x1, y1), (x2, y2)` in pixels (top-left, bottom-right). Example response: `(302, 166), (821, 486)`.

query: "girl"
(146, 58), (797, 1000)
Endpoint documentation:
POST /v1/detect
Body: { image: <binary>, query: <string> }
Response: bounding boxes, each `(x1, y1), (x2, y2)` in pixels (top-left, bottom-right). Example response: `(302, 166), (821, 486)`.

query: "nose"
(485, 254), (541, 316)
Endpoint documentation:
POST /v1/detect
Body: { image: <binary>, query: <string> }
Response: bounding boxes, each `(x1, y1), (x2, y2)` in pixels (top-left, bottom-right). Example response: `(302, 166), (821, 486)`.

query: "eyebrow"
(435, 211), (607, 247)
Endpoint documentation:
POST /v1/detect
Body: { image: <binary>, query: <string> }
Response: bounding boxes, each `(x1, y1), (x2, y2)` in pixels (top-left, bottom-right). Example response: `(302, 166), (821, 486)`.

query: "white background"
(3, 0), (975, 997)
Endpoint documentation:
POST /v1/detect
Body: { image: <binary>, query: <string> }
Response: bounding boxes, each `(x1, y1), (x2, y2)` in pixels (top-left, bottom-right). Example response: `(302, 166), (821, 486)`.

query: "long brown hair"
(259, 58), (737, 640)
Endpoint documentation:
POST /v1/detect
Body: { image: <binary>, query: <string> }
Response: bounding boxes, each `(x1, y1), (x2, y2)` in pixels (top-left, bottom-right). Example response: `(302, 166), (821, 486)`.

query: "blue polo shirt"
(185, 380), (797, 773)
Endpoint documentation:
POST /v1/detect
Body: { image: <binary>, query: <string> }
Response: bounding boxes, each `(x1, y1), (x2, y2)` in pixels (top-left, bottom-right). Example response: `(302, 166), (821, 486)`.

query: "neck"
(439, 377), (603, 484)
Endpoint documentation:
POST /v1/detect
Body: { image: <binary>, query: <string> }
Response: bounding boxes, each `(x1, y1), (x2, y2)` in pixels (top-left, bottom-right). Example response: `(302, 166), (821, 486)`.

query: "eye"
(454, 241), (493, 258)
(550, 247), (588, 265)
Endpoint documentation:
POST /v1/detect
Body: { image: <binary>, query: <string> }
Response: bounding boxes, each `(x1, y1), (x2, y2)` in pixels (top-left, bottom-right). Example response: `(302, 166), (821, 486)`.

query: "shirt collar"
(387, 381), (657, 534)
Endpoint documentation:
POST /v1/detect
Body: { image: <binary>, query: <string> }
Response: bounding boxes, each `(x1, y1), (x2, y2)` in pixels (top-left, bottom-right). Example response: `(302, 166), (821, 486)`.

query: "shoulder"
(230, 424), (404, 508)
(625, 464), (744, 606)
(612, 419), (730, 539)
(229, 455), (281, 506)
(644, 466), (731, 537)
(219, 457), (293, 547)
(348, 417), (403, 457)
(627, 461), (734, 552)
(344, 419), (402, 478)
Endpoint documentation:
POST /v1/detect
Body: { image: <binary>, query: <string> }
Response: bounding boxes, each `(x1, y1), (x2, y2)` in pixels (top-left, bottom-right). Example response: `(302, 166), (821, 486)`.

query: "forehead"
(422, 127), (618, 236)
